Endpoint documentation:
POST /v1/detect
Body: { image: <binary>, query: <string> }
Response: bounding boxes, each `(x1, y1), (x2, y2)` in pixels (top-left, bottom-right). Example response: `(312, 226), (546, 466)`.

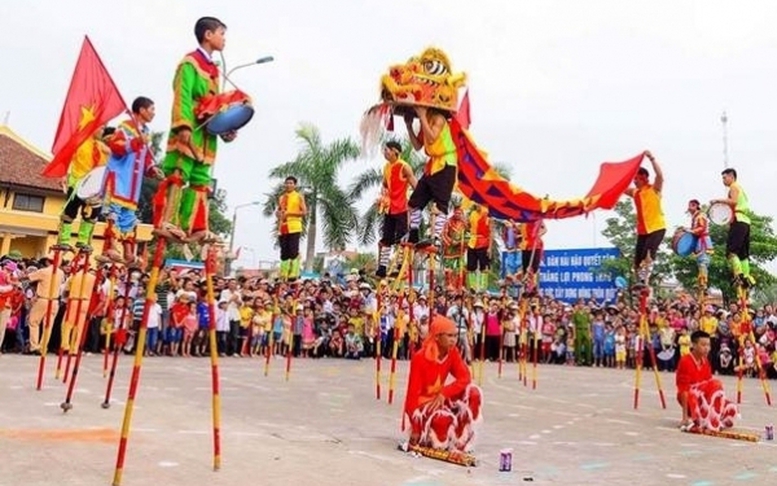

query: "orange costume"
(404, 316), (482, 452)
(676, 354), (737, 431)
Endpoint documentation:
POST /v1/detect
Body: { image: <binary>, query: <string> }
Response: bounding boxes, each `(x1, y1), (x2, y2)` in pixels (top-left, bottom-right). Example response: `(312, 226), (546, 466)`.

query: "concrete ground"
(1, 354), (776, 486)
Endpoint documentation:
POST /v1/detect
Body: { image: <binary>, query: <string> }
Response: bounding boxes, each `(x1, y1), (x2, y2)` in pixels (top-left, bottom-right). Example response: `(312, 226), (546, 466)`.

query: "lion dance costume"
(676, 353), (738, 432)
(404, 315), (482, 453)
(361, 48), (466, 246)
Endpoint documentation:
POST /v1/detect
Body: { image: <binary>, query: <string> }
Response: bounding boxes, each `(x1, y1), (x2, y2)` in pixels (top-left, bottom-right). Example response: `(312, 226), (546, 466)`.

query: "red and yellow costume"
(404, 316), (482, 453)
(465, 206), (490, 291)
(676, 354), (737, 431)
(441, 207), (466, 290)
(278, 189), (304, 280)
(377, 156), (412, 276)
(156, 49), (223, 241)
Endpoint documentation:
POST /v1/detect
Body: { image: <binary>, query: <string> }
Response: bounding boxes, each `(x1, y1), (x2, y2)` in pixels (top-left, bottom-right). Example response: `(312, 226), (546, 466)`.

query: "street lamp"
(222, 55), (275, 91)
(226, 201), (261, 276)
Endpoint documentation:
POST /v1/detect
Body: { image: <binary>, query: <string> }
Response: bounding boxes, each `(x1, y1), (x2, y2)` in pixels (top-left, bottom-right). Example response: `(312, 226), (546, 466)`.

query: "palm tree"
(347, 136), (426, 247)
(262, 123), (361, 272)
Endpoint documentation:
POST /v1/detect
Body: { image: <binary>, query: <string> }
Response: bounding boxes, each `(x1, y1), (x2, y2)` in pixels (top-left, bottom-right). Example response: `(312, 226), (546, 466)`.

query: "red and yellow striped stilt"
(36, 246), (63, 390)
(112, 238), (166, 486)
(204, 245), (222, 471)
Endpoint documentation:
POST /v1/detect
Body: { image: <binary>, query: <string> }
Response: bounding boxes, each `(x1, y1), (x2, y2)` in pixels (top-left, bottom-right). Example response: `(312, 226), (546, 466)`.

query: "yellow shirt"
(349, 316), (364, 336)
(279, 190), (303, 234)
(468, 210), (490, 249)
(67, 137), (109, 187)
(699, 315), (718, 335)
(423, 121), (456, 175)
(634, 185), (666, 235)
(239, 306), (254, 329)
(256, 310), (272, 332)
(678, 334), (691, 356)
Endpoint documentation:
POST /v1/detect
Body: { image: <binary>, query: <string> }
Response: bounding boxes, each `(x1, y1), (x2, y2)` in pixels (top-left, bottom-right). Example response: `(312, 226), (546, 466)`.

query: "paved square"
(1, 355), (776, 486)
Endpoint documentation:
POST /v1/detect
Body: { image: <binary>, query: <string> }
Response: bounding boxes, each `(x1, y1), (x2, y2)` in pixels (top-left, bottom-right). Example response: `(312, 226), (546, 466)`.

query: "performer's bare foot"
(187, 230), (223, 245)
(152, 223), (187, 243)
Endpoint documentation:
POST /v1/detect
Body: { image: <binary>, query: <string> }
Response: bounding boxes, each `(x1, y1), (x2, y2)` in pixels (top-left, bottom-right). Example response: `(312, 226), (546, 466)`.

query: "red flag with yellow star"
(42, 36), (127, 178)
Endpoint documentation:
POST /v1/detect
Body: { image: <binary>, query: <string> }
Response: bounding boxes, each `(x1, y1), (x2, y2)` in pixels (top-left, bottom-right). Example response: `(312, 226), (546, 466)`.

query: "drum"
(75, 166), (107, 207)
(195, 90), (254, 136)
(708, 202), (733, 225)
(672, 229), (697, 257)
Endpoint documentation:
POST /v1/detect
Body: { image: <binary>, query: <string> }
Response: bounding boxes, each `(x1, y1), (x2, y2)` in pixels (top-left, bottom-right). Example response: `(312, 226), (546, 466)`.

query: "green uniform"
(572, 310), (592, 366)
(160, 49), (220, 235)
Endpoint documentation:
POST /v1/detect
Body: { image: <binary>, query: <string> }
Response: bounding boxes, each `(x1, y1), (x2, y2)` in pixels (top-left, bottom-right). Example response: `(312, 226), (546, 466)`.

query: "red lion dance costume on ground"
(403, 316), (483, 455)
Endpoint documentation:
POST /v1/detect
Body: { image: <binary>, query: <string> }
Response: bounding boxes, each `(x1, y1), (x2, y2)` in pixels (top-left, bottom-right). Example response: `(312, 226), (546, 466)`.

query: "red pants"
(679, 379), (738, 431)
(408, 384), (482, 452)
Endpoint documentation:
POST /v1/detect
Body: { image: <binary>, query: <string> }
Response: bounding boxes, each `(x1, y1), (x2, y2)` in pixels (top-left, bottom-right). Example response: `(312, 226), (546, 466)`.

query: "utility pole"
(721, 111), (729, 169)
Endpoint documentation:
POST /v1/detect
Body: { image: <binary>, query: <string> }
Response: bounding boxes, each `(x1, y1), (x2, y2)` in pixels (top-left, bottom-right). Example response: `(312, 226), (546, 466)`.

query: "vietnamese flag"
(42, 36), (127, 178)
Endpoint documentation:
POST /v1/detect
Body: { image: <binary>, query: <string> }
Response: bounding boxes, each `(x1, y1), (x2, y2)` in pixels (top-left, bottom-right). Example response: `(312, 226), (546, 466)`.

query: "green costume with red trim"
(155, 49), (220, 237)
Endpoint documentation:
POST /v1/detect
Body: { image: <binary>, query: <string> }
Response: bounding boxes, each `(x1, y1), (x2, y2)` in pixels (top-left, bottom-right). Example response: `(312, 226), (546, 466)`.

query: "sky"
(2, 1), (777, 271)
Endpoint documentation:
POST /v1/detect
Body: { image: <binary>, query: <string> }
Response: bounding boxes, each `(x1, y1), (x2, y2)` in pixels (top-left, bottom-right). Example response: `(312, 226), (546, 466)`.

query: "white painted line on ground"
(158, 461), (178, 467)
(607, 418), (634, 425)
(177, 430), (208, 435)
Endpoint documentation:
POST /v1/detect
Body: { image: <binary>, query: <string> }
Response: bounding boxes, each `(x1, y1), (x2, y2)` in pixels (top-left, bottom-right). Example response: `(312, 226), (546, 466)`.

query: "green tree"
(670, 210), (777, 302)
(599, 200), (673, 286)
(262, 123), (361, 272)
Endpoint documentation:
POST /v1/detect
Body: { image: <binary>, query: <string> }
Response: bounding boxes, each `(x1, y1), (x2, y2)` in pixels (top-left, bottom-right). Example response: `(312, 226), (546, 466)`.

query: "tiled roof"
(0, 125), (61, 192)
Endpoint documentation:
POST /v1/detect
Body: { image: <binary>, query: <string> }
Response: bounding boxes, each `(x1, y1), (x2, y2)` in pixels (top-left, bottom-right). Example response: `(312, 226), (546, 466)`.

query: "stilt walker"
(102, 266), (133, 409)
(37, 33), (123, 389)
(710, 167), (771, 405)
(466, 204), (491, 293)
(441, 205), (466, 291)
(34, 248), (66, 390)
(114, 16), (258, 484)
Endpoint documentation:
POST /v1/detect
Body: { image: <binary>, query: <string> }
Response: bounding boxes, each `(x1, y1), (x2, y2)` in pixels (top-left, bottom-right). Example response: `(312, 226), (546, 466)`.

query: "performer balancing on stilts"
(624, 151), (665, 289)
(685, 199), (713, 292)
(403, 106), (457, 248)
(56, 128), (111, 251)
(501, 220), (521, 282)
(440, 205), (466, 291)
(519, 219), (546, 295)
(466, 204), (491, 292)
(154, 16), (237, 245)
(277, 176), (308, 282)
(711, 168), (756, 289)
(102, 97), (162, 266)
(376, 140), (417, 278)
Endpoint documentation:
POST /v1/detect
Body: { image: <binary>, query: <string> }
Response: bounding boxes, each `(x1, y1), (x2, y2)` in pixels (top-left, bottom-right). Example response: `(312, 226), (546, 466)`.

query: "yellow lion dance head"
(379, 47), (467, 115)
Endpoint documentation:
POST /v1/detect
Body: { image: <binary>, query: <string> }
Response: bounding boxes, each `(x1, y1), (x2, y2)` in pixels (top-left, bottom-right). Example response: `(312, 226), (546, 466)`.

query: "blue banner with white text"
(538, 247), (620, 304)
